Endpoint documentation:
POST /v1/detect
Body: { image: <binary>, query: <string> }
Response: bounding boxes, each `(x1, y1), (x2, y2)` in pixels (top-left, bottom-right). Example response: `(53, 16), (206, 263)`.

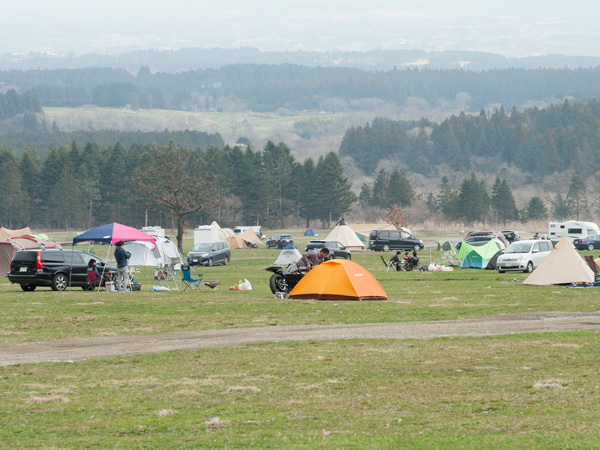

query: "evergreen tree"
(567, 172), (586, 220)
(315, 152), (357, 226)
(526, 196), (547, 221)
(437, 176), (460, 220)
(0, 150), (30, 227)
(551, 193), (570, 220)
(457, 173), (490, 223)
(387, 169), (414, 207)
(359, 183), (373, 207)
(490, 177), (518, 224)
(371, 169), (389, 207)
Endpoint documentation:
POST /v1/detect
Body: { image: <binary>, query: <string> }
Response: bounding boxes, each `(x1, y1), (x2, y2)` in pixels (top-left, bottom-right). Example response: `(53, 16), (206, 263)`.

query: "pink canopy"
(72, 222), (156, 245)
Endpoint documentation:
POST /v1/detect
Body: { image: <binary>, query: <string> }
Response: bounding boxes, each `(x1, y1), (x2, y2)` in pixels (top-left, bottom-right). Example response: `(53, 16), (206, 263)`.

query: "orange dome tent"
(289, 259), (387, 301)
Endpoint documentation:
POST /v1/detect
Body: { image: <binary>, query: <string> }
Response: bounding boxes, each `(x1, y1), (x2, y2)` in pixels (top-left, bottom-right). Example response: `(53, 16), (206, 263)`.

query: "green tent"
(457, 240), (502, 269)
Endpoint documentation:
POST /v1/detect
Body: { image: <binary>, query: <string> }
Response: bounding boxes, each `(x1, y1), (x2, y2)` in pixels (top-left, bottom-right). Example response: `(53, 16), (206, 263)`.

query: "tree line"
(0, 140), (356, 239)
(426, 172), (588, 225)
(1, 64), (599, 113)
(340, 100), (600, 178)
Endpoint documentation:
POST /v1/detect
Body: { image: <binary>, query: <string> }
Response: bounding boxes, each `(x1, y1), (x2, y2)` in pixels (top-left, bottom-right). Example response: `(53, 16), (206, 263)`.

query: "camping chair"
(380, 255), (396, 272)
(584, 255), (600, 273)
(86, 269), (102, 291)
(181, 265), (203, 291)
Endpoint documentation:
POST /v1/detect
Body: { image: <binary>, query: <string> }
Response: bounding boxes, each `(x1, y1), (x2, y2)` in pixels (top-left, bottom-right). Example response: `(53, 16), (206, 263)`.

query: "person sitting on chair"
(87, 259), (103, 287)
(389, 251), (403, 271)
(404, 251), (419, 271)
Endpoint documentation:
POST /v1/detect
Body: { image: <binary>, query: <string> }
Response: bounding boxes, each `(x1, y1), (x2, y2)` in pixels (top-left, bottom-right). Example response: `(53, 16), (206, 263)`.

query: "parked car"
(304, 240), (351, 260)
(573, 235), (600, 251)
(7, 248), (116, 291)
(266, 234), (294, 249)
(496, 239), (553, 273)
(368, 229), (424, 252)
(187, 241), (230, 266)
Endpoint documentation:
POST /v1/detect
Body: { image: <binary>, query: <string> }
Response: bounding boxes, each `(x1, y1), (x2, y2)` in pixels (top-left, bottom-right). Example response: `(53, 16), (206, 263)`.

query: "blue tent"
(304, 228), (315, 236)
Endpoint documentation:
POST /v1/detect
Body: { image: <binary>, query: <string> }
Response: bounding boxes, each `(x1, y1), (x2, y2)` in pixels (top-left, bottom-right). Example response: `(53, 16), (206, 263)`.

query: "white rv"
(548, 221), (600, 242)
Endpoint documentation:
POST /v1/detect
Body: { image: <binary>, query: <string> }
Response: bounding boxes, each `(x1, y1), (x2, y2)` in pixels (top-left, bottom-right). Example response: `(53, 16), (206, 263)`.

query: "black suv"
(266, 234), (294, 249)
(304, 240), (351, 260)
(8, 249), (116, 291)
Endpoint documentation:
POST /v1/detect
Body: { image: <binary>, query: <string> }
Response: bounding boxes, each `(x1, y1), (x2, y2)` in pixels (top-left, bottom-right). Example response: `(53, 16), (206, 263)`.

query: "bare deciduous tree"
(130, 143), (219, 252)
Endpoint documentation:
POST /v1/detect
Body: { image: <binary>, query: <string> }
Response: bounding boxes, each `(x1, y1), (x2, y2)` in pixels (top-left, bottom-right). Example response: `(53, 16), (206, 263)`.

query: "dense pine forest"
(340, 100), (600, 177)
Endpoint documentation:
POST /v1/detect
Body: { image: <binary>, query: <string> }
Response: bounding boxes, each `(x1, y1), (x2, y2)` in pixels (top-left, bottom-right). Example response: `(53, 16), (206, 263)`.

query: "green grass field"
(2, 231), (600, 448)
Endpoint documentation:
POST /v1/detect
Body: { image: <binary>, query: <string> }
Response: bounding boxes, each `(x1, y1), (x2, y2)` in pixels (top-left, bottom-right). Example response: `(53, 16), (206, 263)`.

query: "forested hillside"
(340, 100), (600, 178)
(1, 64), (599, 113)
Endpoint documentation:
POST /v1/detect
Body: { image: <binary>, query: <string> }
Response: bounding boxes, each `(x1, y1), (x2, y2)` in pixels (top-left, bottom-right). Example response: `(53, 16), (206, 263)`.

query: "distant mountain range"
(2, 48), (599, 73)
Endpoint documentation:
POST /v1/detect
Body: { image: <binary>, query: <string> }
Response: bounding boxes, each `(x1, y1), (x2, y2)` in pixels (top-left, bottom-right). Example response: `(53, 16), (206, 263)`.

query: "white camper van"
(548, 221), (600, 242)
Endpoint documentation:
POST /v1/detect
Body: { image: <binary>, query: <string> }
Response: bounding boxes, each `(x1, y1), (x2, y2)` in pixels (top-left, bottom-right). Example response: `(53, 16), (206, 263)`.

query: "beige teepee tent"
(523, 235), (594, 286)
(325, 223), (366, 251)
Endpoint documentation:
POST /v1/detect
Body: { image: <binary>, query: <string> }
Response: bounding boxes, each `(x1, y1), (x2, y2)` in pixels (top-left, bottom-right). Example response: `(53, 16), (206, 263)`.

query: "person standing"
(114, 241), (131, 292)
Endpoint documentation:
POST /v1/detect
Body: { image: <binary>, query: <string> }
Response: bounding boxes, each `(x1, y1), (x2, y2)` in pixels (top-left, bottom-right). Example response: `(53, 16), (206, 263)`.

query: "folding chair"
(380, 255), (395, 272)
(86, 269), (102, 291)
(181, 265), (203, 291)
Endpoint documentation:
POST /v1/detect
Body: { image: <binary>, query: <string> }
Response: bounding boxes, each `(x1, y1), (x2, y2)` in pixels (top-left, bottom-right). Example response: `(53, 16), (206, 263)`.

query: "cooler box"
(105, 281), (116, 292)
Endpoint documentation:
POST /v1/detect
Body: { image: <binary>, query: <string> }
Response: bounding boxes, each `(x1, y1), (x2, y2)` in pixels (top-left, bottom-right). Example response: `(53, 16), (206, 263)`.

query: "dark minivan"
(369, 229), (424, 252)
(8, 249), (115, 291)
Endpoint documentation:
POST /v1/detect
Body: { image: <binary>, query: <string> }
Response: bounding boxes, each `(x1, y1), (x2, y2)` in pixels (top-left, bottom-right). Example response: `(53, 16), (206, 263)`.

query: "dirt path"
(2, 311), (600, 366)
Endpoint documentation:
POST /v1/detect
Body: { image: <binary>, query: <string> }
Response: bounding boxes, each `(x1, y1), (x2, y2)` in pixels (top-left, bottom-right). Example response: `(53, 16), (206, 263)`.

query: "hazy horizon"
(3, 1), (600, 58)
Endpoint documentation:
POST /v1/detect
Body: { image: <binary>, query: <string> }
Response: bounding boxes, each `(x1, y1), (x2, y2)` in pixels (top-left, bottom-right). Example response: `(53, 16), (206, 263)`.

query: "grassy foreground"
(2, 236), (600, 448)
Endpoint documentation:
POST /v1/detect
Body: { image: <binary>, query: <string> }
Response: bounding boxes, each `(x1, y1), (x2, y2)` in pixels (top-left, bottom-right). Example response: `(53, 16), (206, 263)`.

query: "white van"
(548, 221), (600, 242)
(496, 239), (553, 273)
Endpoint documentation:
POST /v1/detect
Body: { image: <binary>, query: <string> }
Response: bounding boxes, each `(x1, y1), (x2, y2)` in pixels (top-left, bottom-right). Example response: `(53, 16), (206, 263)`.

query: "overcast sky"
(3, 1), (600, 57)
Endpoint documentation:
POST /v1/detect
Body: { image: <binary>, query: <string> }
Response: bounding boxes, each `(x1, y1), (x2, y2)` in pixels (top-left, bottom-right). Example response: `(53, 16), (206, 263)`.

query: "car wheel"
(20, 284), (36, 292)
(382, 244), (390, 252)
(51, 273), (68, 291)
(347, 254), (351, 260)
(224, 256), (229, 265)
(414, 244), (421, 252)
(208, 258), (213, 267)
(589, 243), (595, 251)
(524, 261), (534, 273)
(269, 273), (288, 294)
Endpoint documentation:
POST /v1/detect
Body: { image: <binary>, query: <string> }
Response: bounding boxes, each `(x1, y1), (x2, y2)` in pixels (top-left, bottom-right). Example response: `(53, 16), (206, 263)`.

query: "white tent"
(325, 224), (366, 251)
(124, 236), (183, 269)
(274, 247), (302, 265)
(523, 235), (594, 286)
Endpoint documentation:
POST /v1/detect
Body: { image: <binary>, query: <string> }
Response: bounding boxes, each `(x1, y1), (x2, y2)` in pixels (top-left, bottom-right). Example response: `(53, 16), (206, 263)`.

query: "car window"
(379, 231), (389, 239)
(43, 252), (65, 263)
(191, 243), (212, 252)
(63, 252), (84, 264)
(390, 231), (400, 240)
(505, 243), (533, 254)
